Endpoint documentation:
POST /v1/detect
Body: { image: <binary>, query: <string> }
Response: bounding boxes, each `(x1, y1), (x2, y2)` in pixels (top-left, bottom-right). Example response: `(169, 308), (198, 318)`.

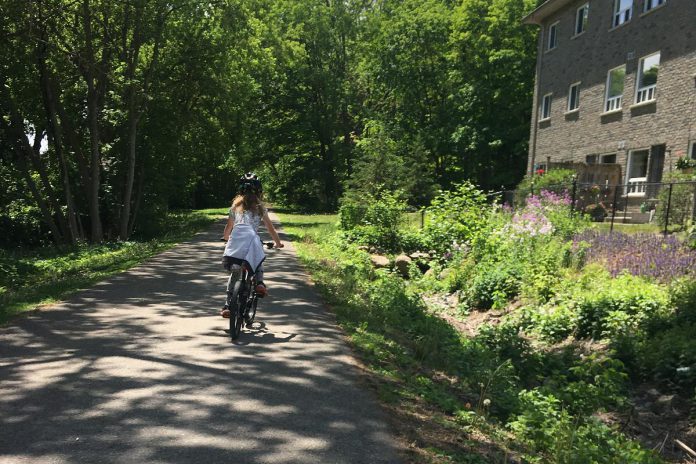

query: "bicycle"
(224, 241), (276, 341)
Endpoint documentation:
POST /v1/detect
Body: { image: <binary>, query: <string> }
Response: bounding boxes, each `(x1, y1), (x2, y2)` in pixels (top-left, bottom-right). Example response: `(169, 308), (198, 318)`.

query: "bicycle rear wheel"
(246, 296), (258, 327)
(228, 280), (245, 340)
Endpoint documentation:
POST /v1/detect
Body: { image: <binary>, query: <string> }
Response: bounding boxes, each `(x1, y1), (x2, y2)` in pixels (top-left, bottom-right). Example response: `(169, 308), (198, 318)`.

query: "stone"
(357, 245), (369, 251)
(370, 254), (390, 268)
(409, 251), (430, 260)
(394, 254), (412, 278)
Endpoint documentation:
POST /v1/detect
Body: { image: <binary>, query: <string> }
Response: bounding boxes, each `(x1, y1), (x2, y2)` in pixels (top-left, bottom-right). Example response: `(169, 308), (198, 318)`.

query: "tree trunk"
(81, 0), (104, 242)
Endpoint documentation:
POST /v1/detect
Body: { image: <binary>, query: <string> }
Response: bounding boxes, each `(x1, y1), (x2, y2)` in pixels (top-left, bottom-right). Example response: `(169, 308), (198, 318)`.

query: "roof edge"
(522, 0), (577, 25)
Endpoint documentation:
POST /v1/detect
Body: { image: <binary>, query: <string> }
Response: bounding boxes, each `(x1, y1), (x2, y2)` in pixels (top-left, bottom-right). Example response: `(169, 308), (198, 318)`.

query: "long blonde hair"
(231, 193), (264, 216)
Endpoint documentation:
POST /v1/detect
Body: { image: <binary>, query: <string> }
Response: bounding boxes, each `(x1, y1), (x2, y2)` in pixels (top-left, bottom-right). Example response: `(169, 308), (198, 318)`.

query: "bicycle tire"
(229, 280), (245, 340)
(246, 296), (258, 327)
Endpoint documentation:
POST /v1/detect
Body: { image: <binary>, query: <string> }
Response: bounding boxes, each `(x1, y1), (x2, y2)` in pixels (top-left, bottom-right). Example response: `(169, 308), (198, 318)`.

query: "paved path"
(0, 215), (402, 464)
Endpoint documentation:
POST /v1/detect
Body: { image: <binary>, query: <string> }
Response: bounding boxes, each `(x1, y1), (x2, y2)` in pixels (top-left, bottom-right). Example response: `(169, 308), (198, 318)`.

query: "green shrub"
(514, 168), (576, 206)
(655, 172), (696, 230)
(338, 190), (409, 252)
(460, 261), (521, 310)
(421, 182), (490, 254)
(510, 389), (661, 463)
(638, 324), (696, 391)
(573, 275), (670, 340)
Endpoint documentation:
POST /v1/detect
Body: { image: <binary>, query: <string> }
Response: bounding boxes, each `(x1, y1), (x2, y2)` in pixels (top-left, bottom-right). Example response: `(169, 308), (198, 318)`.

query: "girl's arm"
(223, 216), (234, 241)
(262, 212), (284, 248)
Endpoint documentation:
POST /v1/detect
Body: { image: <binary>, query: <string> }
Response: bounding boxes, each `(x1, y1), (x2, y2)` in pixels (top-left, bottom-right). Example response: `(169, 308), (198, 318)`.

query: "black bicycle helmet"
(238, 172), (262, 195)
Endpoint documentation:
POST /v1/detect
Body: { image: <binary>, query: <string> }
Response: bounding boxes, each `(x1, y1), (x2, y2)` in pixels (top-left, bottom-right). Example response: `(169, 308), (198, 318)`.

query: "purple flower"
(574, 230), (696, 282)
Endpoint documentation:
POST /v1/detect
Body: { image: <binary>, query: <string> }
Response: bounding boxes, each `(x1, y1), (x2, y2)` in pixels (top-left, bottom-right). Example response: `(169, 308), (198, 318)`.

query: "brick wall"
(527, 0), (696, 180)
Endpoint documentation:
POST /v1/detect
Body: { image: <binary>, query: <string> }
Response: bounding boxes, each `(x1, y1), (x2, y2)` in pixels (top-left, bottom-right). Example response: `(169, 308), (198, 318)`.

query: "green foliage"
(515, 169), (576, 201)
(422, 182), (491, 254)
(461, 262), (521, 310)
(338, 190), (411, 252)
(655, 173), (696, 230)
(572, 275), (670, 340)
(510, 389), (661, 464)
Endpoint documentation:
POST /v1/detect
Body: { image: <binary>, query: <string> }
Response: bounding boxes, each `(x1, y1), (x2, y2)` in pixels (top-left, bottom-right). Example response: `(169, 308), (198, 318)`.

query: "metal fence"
(497, 179), (696, 234)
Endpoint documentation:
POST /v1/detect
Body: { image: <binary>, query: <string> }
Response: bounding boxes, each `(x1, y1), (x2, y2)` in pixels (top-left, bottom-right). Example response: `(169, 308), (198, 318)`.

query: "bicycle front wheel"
(229, 280), (245, 340)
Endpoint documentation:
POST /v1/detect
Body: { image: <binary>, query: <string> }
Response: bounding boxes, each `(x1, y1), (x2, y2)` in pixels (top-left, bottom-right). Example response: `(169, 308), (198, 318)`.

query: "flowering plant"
(574, 230), (696, 282)
(676, 156), (696, 170)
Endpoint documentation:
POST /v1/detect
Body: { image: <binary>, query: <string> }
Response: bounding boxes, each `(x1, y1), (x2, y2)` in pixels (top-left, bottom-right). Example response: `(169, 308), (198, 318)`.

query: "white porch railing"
(636, 84), (657, 104)
(626, 177), (648, 197)
(605, 95), (622, 112)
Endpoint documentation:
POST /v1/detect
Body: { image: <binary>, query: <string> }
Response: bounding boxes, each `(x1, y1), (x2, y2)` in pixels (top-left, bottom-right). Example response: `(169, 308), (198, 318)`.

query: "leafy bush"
(460, 261), (521, 310)
(514, 168), (576, 207)
(572, 274), (670, 340)
(421, 182), (490, 254)
(655, 173), (696, 230)
(510, 386), (661, 463)
(338, 190), (410, 252)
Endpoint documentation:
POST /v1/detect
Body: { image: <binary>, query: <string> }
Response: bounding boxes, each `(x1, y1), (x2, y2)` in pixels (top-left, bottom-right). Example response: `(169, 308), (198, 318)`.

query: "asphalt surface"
(0, 214), (402, 464)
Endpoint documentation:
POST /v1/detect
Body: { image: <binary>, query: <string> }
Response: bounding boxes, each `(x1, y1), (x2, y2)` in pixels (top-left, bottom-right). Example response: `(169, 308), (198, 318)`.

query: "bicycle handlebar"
(220, 237), (280, 249)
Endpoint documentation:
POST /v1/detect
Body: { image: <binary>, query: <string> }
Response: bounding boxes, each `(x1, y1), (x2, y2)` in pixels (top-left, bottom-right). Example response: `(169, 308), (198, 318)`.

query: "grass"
(0, 208), (226, 324)
(277, 212), (520, 463)
(592, 221), (689, 239)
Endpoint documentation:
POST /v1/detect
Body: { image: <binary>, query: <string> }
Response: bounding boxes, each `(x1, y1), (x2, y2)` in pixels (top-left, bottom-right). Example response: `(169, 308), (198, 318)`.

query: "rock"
(409, 251), (430, 260)
(394, 254), (412, 278)
(439, 268), (451, 281)
(357, 245), (369, 251)
(370, 254), (390, 268)
(424, 268), (435, 278)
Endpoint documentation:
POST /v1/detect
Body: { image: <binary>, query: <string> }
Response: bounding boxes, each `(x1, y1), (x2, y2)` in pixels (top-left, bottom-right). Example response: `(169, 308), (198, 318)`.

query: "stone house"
(523, 0), (696, 201)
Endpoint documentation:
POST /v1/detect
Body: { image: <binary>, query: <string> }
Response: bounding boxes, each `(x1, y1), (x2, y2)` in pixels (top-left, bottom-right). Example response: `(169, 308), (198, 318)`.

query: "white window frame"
(567, 82), (581, 112)
(643, 0), (665, 12)
(547, 21), (559, 50)
(613, 0), (632, 28)
(540, 93), (552, 121)
(635, 52), (660, 104)
(574, 4), (589, 36)
(604, 65), (625, 113)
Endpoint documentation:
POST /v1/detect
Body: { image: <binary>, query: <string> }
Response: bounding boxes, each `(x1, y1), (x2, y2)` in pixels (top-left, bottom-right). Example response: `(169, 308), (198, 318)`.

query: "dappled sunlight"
(0, 219), (402, 463)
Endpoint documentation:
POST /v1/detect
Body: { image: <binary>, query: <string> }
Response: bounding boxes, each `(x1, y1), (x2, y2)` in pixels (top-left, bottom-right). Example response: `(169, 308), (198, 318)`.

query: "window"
(636, 52), (660, 103)
(575, 4), (589, 35)
(568, 82), (581, 111)
(586, 155), (599, 164)
(605, 66), (625, 112)
(540, 93), (552, 120)
(613, 0), (632, 27)
(547, 22), (559, 50)
(690, 142), (696, 160)
(601, 154), (617, 164)
(644, 0), (665, 12)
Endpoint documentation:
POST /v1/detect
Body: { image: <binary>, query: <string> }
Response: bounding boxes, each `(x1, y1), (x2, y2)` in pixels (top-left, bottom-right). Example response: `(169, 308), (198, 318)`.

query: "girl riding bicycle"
(221, 173), (283, 318)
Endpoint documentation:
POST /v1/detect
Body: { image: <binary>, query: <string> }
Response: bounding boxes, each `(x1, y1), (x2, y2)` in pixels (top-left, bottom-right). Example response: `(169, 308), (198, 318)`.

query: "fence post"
(570, 175), (578, 213)
(610, 185), (619, 233)
(692, 183), (696, 223)
(530, 181), (535, 197)
(664, 182), (674, 235)
(623, 182), (629, 224)
(420, 209), (425, 229)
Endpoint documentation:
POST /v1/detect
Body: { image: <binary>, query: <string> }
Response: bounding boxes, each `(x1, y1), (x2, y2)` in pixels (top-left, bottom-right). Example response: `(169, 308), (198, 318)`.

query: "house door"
(626, 149), (649, 196)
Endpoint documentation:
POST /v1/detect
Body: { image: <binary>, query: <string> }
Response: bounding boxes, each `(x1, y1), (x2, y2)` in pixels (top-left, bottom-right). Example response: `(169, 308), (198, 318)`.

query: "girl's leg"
(255, 263), (264, 284)
(255, 263), (267, 296)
